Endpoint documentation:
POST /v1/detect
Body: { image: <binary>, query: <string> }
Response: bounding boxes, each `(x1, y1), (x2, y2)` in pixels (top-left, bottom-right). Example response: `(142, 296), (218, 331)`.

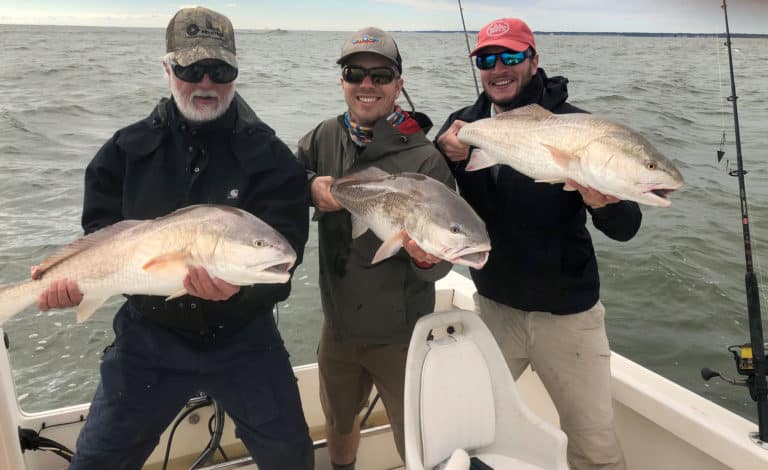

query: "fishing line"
(715, 32), (768, 320)
(715, 34), (729, 173)
(457, 0), (480, 97)
(712, 0), (768, 439)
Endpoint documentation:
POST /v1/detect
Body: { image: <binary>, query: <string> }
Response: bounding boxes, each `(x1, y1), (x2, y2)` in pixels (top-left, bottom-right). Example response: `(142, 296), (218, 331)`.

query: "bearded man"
(38, 7), (313, 470)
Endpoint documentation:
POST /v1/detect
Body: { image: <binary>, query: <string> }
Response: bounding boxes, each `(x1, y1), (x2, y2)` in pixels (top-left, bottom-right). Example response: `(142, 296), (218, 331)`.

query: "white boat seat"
(471, 453), (546, 470)
(434, 449), (546, 470)
(404, 310), (569, 470)
(420, 335), (495, 466)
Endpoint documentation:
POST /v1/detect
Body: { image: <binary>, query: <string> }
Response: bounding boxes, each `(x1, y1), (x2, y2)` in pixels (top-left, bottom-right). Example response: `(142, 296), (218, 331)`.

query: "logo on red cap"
(486, 21), (510, 37)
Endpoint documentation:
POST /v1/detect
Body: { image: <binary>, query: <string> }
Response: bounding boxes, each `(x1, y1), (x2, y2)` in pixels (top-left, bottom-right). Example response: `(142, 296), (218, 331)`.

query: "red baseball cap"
(470, 18), (536, 56)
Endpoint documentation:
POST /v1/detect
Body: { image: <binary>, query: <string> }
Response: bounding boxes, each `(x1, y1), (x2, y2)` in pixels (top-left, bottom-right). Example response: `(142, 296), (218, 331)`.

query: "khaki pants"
(476, 294), (626, 470)
(317, 321), (408, 459)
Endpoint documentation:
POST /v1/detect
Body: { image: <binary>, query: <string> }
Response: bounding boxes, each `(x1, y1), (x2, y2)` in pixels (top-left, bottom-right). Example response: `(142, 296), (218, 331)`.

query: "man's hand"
(37, 279), (83, 311)
(184, 266), (240, 301)
(402, 232), (442, 267)
(437, 120), (471, 162)
(310, 176), (344, 212)
(567, 179), (620, 209)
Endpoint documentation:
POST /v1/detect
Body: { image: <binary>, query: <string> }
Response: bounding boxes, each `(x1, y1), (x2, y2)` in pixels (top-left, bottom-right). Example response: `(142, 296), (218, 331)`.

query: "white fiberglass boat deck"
(1, 271), (766, 469)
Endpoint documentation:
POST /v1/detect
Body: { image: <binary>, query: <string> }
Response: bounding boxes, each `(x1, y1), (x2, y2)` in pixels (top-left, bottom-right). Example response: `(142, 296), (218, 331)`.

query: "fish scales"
(457, 104), (684, 207)
(329, 168), (491, 269)
(0, 205), (297, 324)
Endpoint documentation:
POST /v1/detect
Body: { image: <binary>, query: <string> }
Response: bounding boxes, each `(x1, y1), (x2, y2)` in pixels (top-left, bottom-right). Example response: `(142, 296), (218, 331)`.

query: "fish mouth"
(265, 261), (294, 274)
(652, 188), (675, 199)
(641, 182), (683, 207)
(246, 256), (296, 277)
(448, 245), (491, 270)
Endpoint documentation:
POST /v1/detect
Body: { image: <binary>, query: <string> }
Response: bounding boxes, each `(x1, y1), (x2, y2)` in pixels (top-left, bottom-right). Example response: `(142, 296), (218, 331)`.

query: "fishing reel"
(702, 343), (768, 402)
(729, 344), (765, 377)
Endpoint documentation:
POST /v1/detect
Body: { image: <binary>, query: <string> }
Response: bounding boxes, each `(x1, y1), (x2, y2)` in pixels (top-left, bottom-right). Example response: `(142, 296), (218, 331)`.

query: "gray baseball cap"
(166, 6), (237, 68)
(337, 27), (402, 74)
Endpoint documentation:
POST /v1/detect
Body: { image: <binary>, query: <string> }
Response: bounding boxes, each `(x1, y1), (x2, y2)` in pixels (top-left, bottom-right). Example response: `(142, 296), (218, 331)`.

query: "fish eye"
(253, 239), (266, 248)
(646, 162), (657, 170)
(449, 224), (463, 234)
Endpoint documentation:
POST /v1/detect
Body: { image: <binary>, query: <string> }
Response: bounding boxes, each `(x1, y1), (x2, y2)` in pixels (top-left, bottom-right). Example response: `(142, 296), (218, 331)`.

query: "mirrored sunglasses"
(475, 49), (534, 70)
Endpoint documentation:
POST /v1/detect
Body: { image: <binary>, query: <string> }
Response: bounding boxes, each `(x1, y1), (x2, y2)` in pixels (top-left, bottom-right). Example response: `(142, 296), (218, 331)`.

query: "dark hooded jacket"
(435, 69), (642, 314)
(297, 112), (454, 343)
(81, 93), (309, 332)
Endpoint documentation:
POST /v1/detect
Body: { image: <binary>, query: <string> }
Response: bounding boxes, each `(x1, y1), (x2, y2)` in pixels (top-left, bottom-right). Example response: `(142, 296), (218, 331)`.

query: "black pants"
(68, 305), (314, 470)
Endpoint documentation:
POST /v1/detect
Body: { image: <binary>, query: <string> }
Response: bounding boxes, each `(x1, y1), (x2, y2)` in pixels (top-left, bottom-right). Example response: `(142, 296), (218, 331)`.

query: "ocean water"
(1, 25), (768, 423)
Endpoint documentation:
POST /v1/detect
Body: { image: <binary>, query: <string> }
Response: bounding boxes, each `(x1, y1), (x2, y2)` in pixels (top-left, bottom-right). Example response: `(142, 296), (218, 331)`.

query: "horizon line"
(1, 23), (766, 37)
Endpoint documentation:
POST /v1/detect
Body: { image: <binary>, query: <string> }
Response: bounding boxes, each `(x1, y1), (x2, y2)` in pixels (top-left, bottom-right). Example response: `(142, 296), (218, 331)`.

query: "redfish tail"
(0, 281), (40, 325)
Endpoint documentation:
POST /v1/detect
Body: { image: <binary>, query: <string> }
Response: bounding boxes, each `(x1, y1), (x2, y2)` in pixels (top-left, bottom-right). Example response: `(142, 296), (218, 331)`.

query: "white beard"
(171, 82), (236, 123)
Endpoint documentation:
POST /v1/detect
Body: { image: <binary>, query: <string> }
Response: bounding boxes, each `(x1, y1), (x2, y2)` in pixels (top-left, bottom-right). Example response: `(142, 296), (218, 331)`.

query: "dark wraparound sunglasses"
(475, 49), (535, 70)
(170, 58), (239, 84)
(342, 66), (397, 85)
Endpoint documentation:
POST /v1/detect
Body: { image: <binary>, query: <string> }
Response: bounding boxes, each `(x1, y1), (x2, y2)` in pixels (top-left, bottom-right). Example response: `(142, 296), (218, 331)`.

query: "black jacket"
(82, 93), (309, 331)
(435, 69), (642, 314)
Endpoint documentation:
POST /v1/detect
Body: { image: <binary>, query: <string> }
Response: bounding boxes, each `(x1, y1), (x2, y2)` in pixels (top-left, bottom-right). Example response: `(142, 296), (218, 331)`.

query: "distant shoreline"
(411, 30), (768, 38)
(1, 24), (766, 38)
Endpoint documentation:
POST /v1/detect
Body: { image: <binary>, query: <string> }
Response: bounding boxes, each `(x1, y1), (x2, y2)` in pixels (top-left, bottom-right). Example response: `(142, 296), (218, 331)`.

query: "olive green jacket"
(297, 114), (454, 343)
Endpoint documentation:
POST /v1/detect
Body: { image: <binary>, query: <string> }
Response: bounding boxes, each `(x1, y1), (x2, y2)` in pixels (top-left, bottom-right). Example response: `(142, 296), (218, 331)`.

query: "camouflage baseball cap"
(337, 27), (402, 74)
(166, 7), (237, 68)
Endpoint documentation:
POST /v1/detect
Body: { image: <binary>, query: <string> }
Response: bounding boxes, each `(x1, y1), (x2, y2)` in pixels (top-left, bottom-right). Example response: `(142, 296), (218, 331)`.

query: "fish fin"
(371, 232), (405, 264)
(154, 204), (245, 221)
(542, 144), (578, 169)
(336, 166), (390, 184)
(165, 289), (188, 301)
(494, 103), (553, 121)
(34, 220), (144, 279)
(75, 296), (109, 323)
(351, 215), (369, 239)
(142, 252), (190, 274)
(331, 175), (392, 205)
(535, 178), (567, 185)
(396, 172), (430, 182)
(465, 149), (497, 172)
(562, 182), (578, 191)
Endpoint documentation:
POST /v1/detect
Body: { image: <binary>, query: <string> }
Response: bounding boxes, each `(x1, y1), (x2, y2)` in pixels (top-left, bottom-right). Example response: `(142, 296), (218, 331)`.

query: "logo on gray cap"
(337, 27), (402, 73)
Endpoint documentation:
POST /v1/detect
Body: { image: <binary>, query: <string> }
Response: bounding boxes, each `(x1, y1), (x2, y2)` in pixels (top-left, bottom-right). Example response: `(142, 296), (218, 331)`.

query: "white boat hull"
(1, 271), (765, 469)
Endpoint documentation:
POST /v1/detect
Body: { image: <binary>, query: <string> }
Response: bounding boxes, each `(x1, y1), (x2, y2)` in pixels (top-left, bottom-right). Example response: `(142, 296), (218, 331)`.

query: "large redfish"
(458, 104), (684, 207)
(0, 205), (296, 324)
(331, 167), (491, 269)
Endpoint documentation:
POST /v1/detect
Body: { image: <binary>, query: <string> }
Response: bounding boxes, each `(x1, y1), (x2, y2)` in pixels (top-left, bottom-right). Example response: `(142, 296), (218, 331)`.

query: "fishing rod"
(701, 0), (768, 445)
(457, 0), (480, 97)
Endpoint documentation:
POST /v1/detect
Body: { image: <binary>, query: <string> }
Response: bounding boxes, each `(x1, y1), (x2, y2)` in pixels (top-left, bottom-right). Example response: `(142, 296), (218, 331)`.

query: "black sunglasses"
(475, 49), (535, 70)
(169, 58), (239, 84)
(342, 66), (397, 85)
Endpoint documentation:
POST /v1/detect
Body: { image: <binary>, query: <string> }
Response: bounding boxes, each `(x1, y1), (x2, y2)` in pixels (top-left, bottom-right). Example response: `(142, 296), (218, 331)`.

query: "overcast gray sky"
(1, 0), (766, 33)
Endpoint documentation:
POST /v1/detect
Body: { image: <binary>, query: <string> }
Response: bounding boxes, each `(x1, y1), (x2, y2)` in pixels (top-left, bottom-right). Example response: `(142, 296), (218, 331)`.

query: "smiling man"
(297, 27), (454, 470)
(435, 17), (641, 470)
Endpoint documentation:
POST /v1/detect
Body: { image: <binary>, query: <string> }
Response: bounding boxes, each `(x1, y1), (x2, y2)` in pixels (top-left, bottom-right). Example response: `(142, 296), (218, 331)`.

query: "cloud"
(1, 0), (766, 32)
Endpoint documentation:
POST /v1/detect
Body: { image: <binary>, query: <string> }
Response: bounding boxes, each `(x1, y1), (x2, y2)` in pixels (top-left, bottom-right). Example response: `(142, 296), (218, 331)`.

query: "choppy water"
(1, 25), (768, 423)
